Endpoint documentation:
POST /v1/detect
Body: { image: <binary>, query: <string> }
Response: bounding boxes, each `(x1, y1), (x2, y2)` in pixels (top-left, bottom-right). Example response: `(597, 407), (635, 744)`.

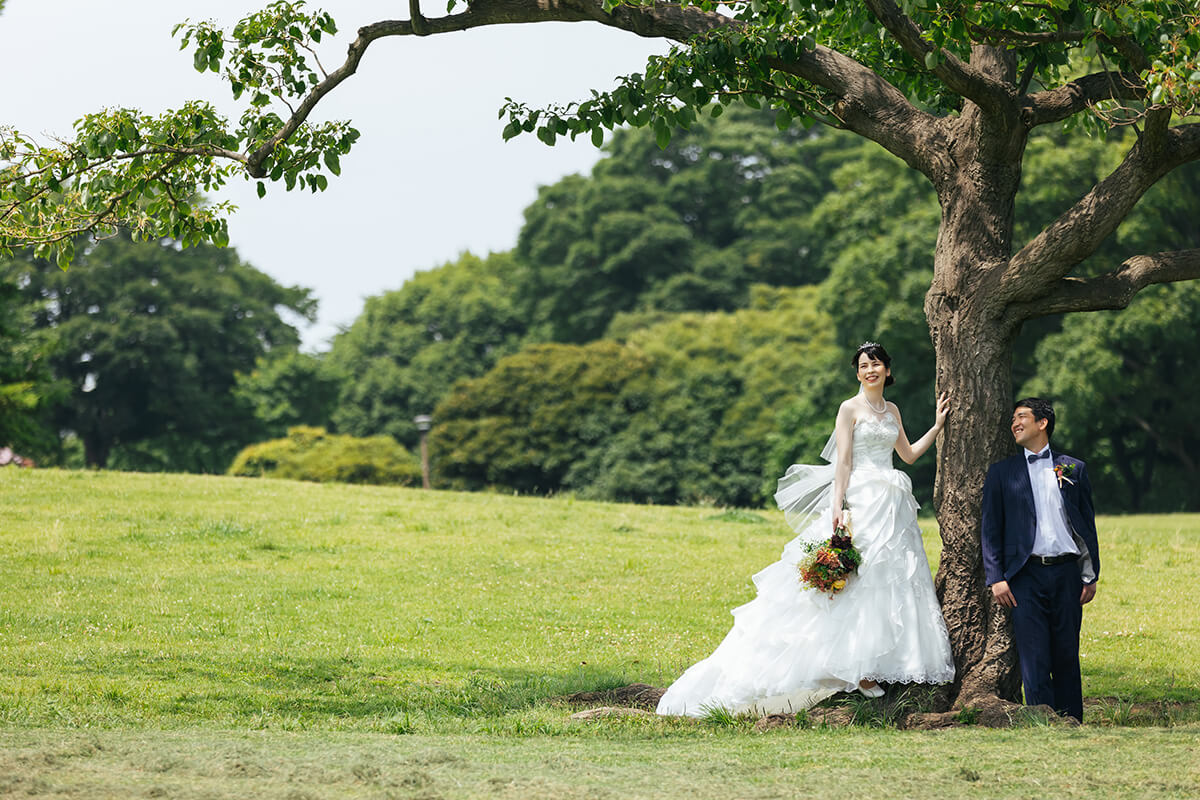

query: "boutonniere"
(1053, 462), (1076, 488)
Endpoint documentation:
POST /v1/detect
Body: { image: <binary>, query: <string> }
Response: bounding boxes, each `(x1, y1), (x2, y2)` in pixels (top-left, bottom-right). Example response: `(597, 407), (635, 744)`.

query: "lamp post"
(413, 414), (432, 489)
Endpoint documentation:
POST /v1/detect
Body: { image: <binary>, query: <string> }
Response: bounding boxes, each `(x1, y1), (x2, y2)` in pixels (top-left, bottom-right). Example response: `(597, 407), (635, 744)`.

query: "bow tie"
(1027, 450), (1051, 464)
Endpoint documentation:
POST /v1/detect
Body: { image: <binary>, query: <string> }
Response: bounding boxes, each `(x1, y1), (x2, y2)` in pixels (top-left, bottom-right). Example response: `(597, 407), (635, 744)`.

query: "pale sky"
(0, 1), (668, 349)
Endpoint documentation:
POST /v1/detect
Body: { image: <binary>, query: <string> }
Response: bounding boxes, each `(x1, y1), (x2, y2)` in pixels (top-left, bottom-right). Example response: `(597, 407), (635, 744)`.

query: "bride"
(657, 342), (954, 716)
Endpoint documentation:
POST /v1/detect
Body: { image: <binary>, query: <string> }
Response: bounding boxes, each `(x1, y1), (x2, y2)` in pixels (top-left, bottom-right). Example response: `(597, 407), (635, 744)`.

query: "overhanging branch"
(1002, 122), (1200, 305)
(1009, 248), (1200, 319)
(1023, 70), (1144, 127)
(766, 49), (949, 179)
(251, 0), (949, 180)
(244, 0), (732, 174)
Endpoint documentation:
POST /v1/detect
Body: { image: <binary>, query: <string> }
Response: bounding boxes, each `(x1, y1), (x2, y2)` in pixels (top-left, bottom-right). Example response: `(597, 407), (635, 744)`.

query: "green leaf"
(590, 127), (604, 147)
(56, 239), (75, 270)
(654, 118), (671, 149)
(924, 50), (940, 70)
(323, 151), (341, 176)
(256, 181), (267, 199)
(193, 48), (208, 72)
(775, 108), (792, 131)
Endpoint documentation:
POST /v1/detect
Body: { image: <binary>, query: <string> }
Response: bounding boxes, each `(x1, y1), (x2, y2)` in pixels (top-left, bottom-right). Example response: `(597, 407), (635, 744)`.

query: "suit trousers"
(1009, 560), (1084, 721)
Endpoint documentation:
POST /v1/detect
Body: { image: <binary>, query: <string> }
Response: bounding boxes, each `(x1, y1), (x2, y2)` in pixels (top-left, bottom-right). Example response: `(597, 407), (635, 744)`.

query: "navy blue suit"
(981, 452), (1099, 721)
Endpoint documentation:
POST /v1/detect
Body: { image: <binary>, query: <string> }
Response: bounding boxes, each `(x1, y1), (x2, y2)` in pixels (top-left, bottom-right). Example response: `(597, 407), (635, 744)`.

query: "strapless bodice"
(852, 414), (898, 470)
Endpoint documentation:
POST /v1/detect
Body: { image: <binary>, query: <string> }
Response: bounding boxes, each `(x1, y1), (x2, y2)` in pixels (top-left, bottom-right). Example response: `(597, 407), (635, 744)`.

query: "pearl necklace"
(865, 394), (887, 414)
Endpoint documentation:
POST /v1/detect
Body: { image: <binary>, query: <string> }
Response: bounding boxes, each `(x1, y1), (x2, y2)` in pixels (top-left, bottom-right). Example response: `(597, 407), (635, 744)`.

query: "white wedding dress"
(656, 412), (954, 717)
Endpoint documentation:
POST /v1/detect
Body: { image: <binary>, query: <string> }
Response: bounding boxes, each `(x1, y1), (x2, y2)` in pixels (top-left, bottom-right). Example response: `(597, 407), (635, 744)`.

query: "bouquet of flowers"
(798, 515), (862, 595)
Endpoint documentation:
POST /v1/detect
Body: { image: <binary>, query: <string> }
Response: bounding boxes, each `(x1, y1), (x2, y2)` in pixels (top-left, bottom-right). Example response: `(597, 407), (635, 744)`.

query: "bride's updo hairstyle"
(852, 342), (895, 387)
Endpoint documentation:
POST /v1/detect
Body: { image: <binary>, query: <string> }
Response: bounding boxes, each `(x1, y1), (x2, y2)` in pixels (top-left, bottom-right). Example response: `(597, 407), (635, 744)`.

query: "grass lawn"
(1, 469), (1197, 798)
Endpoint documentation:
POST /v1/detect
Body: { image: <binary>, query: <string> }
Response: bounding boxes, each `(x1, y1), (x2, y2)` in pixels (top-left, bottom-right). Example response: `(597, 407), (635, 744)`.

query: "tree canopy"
(514, 104), (850, 341)
(325, 251), (528, 449)
(433, 285), (837, 504)
(2, 235), (315, 470)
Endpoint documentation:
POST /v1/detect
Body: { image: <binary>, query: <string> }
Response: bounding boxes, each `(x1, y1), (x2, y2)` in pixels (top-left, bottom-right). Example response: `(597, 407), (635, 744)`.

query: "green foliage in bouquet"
(228, 426), (421, 486)
(798, 523), (862, 594)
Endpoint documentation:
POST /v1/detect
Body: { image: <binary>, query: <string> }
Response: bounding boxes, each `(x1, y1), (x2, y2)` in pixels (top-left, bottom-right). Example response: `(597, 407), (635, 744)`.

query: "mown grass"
(3, 725), (1199, 800)
(1, 469), (1198, 798)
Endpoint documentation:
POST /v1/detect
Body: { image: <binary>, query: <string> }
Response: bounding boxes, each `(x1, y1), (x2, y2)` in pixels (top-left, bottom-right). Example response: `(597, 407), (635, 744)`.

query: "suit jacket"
(981, 451), (1099, 586)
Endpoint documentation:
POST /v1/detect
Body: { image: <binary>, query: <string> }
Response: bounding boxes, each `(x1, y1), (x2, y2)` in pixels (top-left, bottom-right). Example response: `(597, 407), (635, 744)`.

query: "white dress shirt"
(1025, 446), (1079, 557)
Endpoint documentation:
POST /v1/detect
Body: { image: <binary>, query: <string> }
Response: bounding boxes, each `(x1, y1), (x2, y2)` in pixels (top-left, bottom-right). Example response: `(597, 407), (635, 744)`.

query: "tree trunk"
(928, 315), (1022, 705)
(925, 87), (1028, 707)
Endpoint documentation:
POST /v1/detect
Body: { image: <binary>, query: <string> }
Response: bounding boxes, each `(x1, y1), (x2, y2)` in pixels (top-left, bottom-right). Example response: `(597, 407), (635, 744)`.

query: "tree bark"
(928, 314), (1023, 704)
(924, 58), (1028, 704)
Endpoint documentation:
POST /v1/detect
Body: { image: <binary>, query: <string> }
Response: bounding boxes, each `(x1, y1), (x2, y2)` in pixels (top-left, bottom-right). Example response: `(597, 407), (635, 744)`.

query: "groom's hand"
(991, 581), (1017, 608)
(1080, 583), (1097, 605)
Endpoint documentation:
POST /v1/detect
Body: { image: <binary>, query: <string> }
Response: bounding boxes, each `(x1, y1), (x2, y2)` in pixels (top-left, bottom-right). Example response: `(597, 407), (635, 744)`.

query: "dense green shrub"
(431, 287), (839, 506)
(432, 341), (651, 494)
(228, 426), (422, 486)
(326, 252), (528, 449)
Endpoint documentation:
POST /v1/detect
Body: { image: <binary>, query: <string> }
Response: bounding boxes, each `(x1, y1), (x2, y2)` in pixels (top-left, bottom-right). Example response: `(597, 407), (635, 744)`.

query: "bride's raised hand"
(934, 391), (951, 429)
(832, 510), (843, 533)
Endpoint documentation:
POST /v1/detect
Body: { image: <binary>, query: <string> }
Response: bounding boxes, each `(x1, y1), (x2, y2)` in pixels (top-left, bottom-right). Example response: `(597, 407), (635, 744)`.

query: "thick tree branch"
(968, 24), (1087, 46)
(246, 0), (948, 180)
(1102, 33), (1152, 73)
(861, 0), (1014, 113)
(1009, 248), (1200, 318)
(766, 50), (950, 179)
(1023, 70), (1144, 127)
(1002, 122), (1200, 307)
(409, 0), (430, 36)
(243, 0), (732, 175)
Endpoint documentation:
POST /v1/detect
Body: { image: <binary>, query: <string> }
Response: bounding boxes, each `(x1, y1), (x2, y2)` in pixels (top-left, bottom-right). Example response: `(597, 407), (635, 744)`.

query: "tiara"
(857, 341), (881, 351)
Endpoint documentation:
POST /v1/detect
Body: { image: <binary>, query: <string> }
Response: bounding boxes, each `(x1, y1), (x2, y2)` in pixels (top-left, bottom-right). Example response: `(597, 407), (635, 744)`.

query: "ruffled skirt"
(656, 465), (954, 717)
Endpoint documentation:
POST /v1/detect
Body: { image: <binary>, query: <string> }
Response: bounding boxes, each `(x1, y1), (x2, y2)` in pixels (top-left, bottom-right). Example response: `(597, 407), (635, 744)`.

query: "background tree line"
(4, 106), (1198, 511)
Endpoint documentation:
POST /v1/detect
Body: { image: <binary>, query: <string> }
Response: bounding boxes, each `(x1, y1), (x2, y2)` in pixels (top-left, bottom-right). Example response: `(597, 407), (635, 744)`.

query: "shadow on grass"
(85, 651), (655, 723)
(29, 652), (1200, 729)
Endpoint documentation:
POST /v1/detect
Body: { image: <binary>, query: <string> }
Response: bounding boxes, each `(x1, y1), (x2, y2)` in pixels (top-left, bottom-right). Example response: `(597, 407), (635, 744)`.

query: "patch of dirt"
(554, 682), (665, 711)
(755, 707), (856, 730)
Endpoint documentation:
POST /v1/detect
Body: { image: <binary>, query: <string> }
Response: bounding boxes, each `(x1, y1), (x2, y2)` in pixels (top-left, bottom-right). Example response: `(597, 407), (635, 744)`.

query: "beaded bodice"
(852, 414), (898, 470)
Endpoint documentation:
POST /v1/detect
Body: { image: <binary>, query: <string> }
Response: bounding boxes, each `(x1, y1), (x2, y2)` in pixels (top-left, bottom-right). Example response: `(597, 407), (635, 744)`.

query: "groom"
(981, 397), (1099, 722)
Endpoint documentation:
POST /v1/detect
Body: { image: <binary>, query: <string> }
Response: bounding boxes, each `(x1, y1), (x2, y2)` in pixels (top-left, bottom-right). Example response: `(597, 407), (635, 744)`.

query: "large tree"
(515, 105), (850, 341)
(4, 1), (1200, 708)
(3, 235), (315, 470)
(325, 251), (529, 449)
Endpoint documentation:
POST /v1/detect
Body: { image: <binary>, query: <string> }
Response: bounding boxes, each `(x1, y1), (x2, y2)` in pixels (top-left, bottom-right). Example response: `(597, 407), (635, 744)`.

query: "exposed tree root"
(560, 684), (1086, 729)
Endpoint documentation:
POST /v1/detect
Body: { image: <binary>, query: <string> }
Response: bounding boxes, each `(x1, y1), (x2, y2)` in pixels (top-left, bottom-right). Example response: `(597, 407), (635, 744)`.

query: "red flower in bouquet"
(798, 517), (863, 595)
